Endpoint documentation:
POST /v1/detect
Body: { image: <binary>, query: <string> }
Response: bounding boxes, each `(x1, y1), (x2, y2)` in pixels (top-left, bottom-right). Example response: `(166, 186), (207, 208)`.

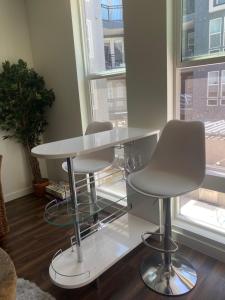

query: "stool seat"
(62, 157), (112, 174)
(62, 121), (114, 174)
(128, 166), (200, 198)
(127, 120), (206, 296)
(62, 121), (114, 227)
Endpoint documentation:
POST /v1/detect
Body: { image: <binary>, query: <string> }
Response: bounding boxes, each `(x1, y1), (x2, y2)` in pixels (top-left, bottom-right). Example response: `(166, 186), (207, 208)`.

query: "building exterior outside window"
(178, 0), (225, 234)
(83, 0), (127, 128)
(209, 18), (222, 53)
(214, 0), (225, 6)
(181, 0), (225, 133)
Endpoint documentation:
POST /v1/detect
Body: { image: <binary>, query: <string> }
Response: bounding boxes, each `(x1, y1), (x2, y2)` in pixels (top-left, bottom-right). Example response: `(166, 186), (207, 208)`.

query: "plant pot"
(33, 178), (49, 197)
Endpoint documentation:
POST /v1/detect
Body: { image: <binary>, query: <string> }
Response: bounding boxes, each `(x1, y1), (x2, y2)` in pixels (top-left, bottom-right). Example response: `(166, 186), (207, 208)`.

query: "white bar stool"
(128, 120), (205, 296)
(62, 121), (114, 222)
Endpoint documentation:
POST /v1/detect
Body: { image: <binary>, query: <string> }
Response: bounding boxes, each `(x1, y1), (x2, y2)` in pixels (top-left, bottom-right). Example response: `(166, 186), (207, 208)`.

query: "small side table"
(0, 248), (17, 300)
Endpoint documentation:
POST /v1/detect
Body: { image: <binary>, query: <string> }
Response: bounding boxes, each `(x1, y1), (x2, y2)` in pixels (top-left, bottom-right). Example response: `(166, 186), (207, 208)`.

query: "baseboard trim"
(4, 186), (33, 202)
(173, 227), (225, 263)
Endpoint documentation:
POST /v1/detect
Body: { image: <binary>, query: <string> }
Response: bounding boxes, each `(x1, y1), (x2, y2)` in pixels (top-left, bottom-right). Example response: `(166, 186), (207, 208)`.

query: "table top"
(31, 127), (159, 159)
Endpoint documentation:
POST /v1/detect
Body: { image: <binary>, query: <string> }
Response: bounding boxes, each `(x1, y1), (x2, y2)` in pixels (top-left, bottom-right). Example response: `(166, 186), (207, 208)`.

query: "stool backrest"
(150, 120), (205, 185)
(83, 121), (114, 163)
(85, 121), (113, 135)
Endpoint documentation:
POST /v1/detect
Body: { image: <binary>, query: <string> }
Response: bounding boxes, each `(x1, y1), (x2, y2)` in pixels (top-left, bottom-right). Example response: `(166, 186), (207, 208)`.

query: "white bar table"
(32, 127), (159, 288)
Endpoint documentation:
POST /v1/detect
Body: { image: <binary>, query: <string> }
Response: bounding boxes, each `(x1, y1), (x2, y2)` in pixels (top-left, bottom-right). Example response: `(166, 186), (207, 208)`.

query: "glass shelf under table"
(44, 190), (128, 228)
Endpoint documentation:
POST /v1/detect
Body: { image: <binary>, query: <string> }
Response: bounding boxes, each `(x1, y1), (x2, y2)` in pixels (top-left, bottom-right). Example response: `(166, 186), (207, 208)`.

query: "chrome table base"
(140, 253), (197, 296)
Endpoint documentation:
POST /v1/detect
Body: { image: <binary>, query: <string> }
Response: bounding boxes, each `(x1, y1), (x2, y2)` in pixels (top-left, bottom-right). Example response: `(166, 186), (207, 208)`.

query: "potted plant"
(0, 59), (55, 197)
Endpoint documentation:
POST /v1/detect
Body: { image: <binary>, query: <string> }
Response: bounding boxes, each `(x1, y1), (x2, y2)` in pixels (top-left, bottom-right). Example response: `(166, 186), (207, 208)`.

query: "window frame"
(209, 0), (225, 13)
(176, 0), (225, 185)
(209, 18), (222, 54)
(207, 70), (219, 106)
(104, 37), (125, 70)
(214, 0), (225, 7)
(220, 69), (225, 104)
(78, 0), (126, 124)
(174, 0), (225, 242)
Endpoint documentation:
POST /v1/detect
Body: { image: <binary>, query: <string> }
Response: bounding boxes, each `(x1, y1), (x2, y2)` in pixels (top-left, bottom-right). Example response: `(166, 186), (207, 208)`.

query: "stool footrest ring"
(141, 231), (178, 254)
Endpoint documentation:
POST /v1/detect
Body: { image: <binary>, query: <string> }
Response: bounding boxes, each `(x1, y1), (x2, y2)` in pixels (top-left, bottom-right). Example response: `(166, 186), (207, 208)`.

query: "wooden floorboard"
(1, 194), (225, 300)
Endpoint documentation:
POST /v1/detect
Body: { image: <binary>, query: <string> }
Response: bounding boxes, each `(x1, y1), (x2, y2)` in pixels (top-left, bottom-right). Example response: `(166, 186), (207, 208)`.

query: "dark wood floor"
(1, 195), (225, 300)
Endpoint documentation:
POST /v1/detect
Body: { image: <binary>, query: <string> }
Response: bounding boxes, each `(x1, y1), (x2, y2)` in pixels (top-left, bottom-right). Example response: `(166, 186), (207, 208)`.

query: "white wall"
(26, 0), (83, 181)
(123, 0), (174, 227)
(123, 0), (170, 130)
(0, 0), (34, 201)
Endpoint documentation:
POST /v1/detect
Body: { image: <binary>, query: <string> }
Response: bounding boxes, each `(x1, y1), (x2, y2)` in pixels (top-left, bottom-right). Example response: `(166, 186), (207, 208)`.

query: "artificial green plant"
(0, 59), (55, 182)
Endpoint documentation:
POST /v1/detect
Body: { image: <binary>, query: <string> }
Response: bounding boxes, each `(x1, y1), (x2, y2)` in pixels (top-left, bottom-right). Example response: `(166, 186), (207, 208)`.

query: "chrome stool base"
(140, 253), (197, 296)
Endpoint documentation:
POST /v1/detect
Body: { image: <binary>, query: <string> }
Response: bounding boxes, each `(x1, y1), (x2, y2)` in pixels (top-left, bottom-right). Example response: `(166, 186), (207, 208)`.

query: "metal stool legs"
(140, 198), (197, 296)
(89, 172), (99, 224)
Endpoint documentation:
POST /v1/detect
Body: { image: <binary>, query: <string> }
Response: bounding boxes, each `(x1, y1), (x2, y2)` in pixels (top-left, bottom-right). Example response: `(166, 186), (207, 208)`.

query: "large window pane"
(182, 0), (225, 60)
(209, 18), (222, 34)
(90, 77), (127, 127)
(80, 1), (127, 199)
(215, 0), (225, 6)
(180, 188), (225, 232)
(178, 63), (225, 172)
(178, 1), (225, 235)
(84, 0), (125, 73)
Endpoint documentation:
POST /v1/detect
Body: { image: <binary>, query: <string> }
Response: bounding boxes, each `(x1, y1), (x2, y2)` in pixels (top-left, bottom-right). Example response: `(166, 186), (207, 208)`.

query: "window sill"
(87, 68), (126, 80)
(209, 4), (225, 13)
(173, 216), (225, 262)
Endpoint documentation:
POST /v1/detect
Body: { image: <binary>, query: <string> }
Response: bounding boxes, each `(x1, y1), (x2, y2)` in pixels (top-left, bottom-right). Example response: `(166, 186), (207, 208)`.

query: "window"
(221, 70), (225, 104)
(114, 40), (125, 68)
(182, 2), (225, 60)
(209, 18), (222, 53)
(180, 188), (225, 232)
(207, 71), (219, 105)
(82, 0), (127, 128)
(209, 0), (225, 12)
(214, 0), (225, 6)
(90, 77), (127, 127)
(104, 38), (125, 70)
(78, 0), (127, 200)
(187, 31), (195, 55)
(183, 0), (195, 15)
(176, 0), (225, 235)
(180, 71), (193, 120)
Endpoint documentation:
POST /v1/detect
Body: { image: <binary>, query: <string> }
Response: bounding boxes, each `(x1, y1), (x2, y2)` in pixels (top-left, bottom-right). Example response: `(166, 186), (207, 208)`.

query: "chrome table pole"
(67, 157), (82, 263)
(89, 172), (98, 223)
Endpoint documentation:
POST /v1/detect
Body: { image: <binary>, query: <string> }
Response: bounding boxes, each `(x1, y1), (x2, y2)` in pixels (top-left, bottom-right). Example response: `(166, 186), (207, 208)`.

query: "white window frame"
(215, 0), (225, 5)
(209, 18), (222, 54)
(78, 0), (126, 125)
(207, 71), (219, 106)
(220, 69), (225, 105)
(113, 38), (125, 68)
(209, 0), (225, 13)
(223, 17), (225, 49)
(86, 19), (95, 59)
(174, 0), (225, 257)
(104, 37), (125, 70)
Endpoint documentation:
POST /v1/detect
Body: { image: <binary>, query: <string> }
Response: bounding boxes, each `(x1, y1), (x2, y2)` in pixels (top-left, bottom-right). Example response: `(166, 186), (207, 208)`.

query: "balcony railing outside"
(101, 4), (123, 21)
(105, 53), (125, 70)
